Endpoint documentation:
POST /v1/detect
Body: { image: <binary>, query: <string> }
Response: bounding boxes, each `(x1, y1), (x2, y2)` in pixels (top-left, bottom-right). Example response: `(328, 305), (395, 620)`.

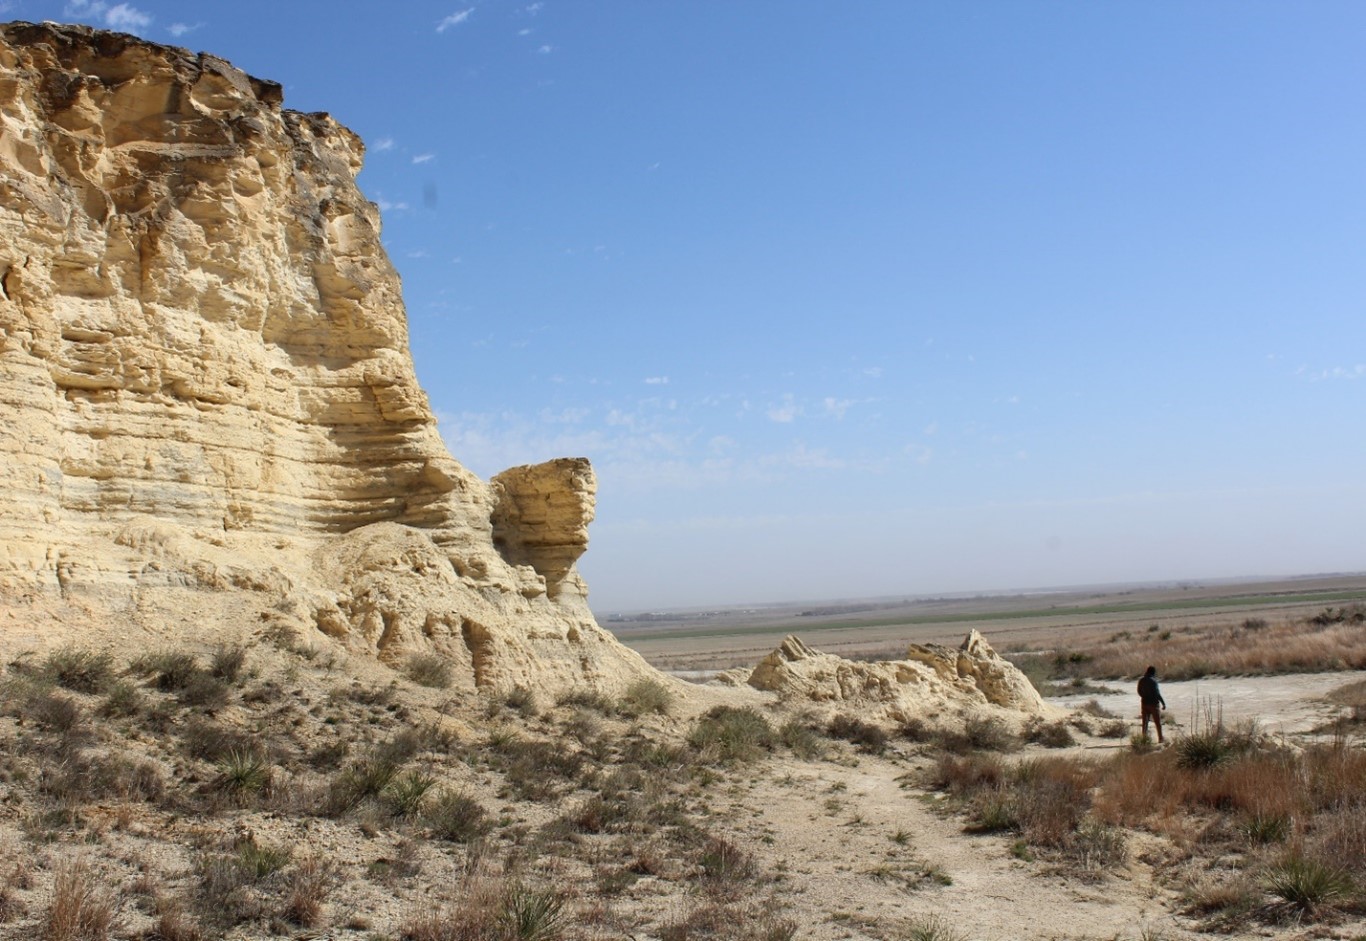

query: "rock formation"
(0, 21), (654, 691)
(748, 631), (1052, 725)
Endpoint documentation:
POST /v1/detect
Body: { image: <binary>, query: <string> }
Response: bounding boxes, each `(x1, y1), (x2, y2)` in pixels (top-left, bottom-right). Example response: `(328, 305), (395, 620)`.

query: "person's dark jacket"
(1137, 674), (1165, 708)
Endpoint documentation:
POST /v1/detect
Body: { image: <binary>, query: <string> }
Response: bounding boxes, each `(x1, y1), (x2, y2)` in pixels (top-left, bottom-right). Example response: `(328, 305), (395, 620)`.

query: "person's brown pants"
(1141, 703), (1164, 743)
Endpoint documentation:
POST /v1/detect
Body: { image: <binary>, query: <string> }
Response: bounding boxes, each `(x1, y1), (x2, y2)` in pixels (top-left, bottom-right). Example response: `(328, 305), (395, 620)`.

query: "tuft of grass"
(618, 677), (675, 717)
(827, 714), (890, 754)
(209, 646), (248, 684)
(383, 770), (437, 819)
(499, 884), (567, 941)
(900, 913), (967, 941)
(423, 790), (492, 842)
(1263, 856), (1354, 919)
(687, 706), (777, 763)
(42, 858), (122, 941)
(778, 717), (825, 759)
(215, 750), (271, 799)
(402, 654), (454, 690)
(1024, 718), (1076, 748)
(40, 648), (115, 694)
(280, 857), (335, 928)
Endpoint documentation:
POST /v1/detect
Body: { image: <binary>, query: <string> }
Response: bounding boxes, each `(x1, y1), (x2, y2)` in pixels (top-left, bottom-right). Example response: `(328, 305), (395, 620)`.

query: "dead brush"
(42, 858), (122, 941)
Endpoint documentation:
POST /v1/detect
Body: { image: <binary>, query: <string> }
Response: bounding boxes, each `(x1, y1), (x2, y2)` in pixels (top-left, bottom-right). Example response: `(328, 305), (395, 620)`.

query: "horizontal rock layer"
(0, 21), (651, 691)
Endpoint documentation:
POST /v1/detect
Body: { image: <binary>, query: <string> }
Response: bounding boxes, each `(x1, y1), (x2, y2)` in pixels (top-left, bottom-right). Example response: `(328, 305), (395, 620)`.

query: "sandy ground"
(1051, 670), (1363, 738)
(707, 669), (1366, 941)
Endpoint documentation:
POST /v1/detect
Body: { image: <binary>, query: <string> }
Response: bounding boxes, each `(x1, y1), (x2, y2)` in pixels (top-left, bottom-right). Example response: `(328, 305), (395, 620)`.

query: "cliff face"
(0, 22), (651, 691)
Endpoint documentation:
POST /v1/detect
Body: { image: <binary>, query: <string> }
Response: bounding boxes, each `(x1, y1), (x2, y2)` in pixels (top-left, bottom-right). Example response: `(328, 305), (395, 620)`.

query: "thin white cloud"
(923, 421), (938, 436)
(412, 153), (436, 165)
(644, 377), (669, 386)
(373, 137), (396, 152)
(406, 250), (430, 259)
(374, 197), (409, 212)
(537, 44), (554, 54)
(518, 28), (533, 36)
(1310, 364), (1366, 381)
(822, 397), (854, 420)
(766, 395), (801, 424)
(167, 21), (202, 37)
(524, 2), (544, 13)
(862, 366), (883, 379)
(104, 2), (151, 29)
(436, 9), (474, 32)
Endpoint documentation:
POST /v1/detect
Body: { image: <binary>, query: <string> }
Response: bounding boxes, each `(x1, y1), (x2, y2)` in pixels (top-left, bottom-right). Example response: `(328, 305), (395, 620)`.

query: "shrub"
(96, 681), (144, 718)
(687, 706), (777, 763)
(937, 715), (1018, 754)
(778, 717), (824, 759)
(901, 914), (967, 941)
(235, 840), (290, 879)
(929, 753), (1006, 797)
(424, 790), (492, 842)
(1023, 718), (1076, 748)
(827, 714), (889, 754)
(209, 646), (248, 683)
(499, 884), (567, 941)
(324, 758), (399, 816)
(42, 858), (122, 941)
(215, 750), (272, 799)
(28, 690), (86, 736)
(40, 648), (115, 694)
(1263, 856), (1354, 918)
(383, 770), (437, 819)
(280, 857), (334, 927)
(501, 685), (539, 716)
(402, 654), (454, 689)
(619, 677), (675, 717)
(697, 836), (757, 891)
(130, 652), (202, 691)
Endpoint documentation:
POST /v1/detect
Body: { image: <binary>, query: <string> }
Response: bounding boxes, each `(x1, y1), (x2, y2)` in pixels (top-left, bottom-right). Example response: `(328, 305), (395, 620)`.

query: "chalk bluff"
(0, 21), (655, 691)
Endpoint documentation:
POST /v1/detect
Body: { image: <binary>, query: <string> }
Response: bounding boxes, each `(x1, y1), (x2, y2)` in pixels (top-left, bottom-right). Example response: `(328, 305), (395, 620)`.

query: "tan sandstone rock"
(748, 630), (1052, 724)
(0, 21), (653, 692)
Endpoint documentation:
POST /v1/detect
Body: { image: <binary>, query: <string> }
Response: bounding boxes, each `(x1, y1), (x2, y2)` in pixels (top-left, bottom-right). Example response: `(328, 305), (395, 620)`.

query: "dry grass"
(42, 859), (121, 941)
(1017, 610), (1366, 684)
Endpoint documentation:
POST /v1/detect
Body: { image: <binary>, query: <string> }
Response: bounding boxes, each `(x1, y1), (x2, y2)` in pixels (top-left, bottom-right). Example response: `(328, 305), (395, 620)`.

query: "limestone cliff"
(0, 21), (652, 691)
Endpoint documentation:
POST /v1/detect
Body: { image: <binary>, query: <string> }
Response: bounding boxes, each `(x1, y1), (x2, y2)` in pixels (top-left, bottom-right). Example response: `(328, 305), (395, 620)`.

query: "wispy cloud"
(537, 44), (554, 54)
(1309, 364), (1366, 381)
(412, 153), (436, 165)
(375, 197), (409, 212)
(373, 137), (396, 152)
(766, 395), (801, 423)
(523, 2), (544, 13)
(436, 9), (474, 32)
(65, 0), (153, 31)
(644, 376), (669, 386)
(822, 397), (854, 420)
(167, 21), (201, 37)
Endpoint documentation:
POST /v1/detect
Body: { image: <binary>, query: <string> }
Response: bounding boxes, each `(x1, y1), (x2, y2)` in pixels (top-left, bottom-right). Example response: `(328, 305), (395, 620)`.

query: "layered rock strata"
(0, 21), (652, 691)
(748, 631), (1052, 724)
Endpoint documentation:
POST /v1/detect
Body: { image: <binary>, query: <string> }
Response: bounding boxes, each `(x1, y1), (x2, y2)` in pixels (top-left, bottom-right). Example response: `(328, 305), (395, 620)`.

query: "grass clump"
(619, 677), (675, 717)
(41, 858), (122, 941)
(1263, 856), (1354, 919)
(423, 789), (492, 842)
(688, 706), (777, 763)
(401, 654), (454, 690)
(40, 648), (116, 695)
(826, 714), (890, 754)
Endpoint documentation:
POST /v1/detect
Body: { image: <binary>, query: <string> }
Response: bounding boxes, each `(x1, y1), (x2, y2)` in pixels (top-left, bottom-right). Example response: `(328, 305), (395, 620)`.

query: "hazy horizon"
(15, 1), (1366, 612)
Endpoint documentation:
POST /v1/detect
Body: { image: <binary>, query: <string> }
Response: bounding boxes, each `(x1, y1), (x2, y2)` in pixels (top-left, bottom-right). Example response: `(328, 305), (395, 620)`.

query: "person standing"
(1137, 665), (1166, 743)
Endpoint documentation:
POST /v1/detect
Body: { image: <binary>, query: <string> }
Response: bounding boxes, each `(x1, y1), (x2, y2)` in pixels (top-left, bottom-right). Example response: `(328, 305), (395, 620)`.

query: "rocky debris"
(0, 21), (654, 692)
(748, 630), (1052, 724)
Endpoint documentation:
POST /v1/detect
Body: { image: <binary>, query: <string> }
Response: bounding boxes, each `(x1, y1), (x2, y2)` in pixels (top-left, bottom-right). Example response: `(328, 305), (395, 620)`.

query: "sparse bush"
(41, 648), (115, 694)
(688, 706), (777, 763)
(778, 717), (824, 759)
(424, 790), (492, 842)
(555, 688), (615, 713)
(619, 677), (674, 717)
(1023, 718), (1076, 748)
(402, 654), (453, 690)
(901, 717), (935, 742)
(1097, 719), (1128, 738)
(42, 858), (122, 941)
(324, 758), (399, 816)
(827, 714), (889, 754)
(96, 681), (144, 718)
(500, 884), (567, 941)
(936, 715), (1018, 754)
(280, 857), (335, 928)
(697, 836), (757, 891)
(501, 685), (539, 716)
(28, 689), (87, 736)
(236, 840), (290, 879)
(929, 752), (1006, 796)
(209, 646), (248, 683)
(130, 652), (201, 692)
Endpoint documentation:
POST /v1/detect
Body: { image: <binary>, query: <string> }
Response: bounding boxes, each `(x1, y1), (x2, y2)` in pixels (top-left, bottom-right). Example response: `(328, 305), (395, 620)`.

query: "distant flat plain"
(603, 573), (1366, 673)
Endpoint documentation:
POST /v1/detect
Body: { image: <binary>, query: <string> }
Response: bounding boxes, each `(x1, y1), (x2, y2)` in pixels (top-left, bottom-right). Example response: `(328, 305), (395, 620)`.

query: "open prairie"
(607, 574), (1366, 673)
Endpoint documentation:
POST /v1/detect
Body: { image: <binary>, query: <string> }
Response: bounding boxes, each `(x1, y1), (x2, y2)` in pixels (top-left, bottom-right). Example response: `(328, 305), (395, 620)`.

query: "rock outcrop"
(0, 21), (653, 691)
(748, 631), (1052, 724)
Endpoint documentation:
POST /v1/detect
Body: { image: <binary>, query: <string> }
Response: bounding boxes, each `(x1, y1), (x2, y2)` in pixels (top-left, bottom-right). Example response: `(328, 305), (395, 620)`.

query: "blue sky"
(11, 1), (1366, 611)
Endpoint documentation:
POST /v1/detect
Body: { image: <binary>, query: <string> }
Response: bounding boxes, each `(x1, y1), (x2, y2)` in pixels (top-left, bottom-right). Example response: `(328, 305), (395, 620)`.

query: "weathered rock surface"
(748, 631), (1052, 724)
(0, 21), (652, 691)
